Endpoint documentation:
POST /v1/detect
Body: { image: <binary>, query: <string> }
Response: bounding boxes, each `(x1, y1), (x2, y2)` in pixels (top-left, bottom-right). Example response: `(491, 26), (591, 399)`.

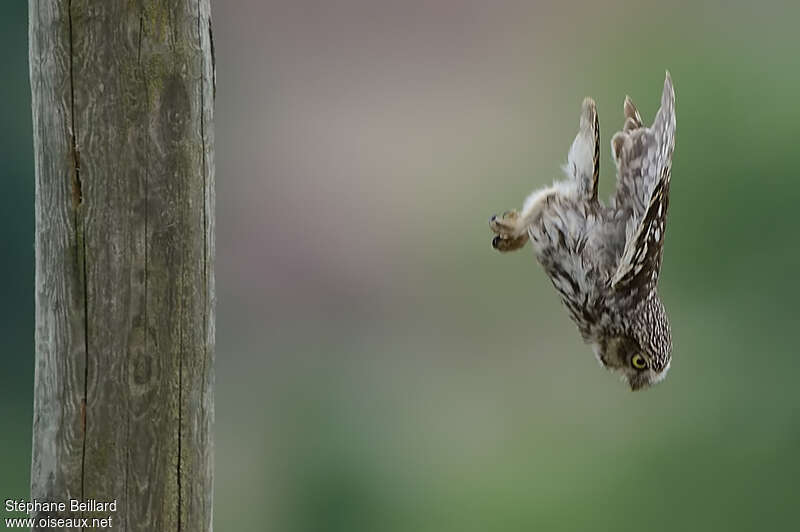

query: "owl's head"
(594, 299), (672, 391)
(593, 335), (671, 391)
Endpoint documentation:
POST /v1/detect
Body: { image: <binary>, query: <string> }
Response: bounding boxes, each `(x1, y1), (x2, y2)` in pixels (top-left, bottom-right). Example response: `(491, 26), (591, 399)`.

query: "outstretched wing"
(564, 97), (600, 202)
(610, 73), (676, 292)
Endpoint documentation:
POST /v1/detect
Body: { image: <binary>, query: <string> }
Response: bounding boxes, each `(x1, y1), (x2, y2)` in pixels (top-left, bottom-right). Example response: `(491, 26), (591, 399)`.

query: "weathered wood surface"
(29, 1), (215, 530)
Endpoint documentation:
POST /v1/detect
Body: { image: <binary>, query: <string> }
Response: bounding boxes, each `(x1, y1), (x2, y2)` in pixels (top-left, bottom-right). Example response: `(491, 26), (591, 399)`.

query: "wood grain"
(30, 1), (215, 530)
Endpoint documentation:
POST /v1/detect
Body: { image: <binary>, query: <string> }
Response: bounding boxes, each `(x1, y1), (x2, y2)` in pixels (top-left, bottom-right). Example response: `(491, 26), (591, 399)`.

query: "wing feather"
(564, 98), (600, 202)
(610, 73), (676, 292)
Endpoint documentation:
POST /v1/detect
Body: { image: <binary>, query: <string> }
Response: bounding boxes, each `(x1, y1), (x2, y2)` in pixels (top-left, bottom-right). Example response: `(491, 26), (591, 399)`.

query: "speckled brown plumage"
(489, 73), (676, 391)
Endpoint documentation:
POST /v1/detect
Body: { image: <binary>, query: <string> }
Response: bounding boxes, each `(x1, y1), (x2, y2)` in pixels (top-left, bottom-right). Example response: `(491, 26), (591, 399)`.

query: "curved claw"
(491, 233), (528, 253)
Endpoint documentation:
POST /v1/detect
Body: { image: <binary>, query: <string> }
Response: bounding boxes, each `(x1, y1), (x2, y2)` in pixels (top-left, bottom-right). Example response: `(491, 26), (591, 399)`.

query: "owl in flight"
(489, 73), (676, 391)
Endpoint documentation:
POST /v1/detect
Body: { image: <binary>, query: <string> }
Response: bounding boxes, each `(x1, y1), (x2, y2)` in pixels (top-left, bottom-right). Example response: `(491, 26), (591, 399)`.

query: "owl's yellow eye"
(631, 354), (648, 370)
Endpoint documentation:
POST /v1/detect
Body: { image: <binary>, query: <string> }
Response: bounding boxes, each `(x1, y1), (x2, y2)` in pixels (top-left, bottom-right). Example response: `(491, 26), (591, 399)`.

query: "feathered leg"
(489, 98), (599, 253)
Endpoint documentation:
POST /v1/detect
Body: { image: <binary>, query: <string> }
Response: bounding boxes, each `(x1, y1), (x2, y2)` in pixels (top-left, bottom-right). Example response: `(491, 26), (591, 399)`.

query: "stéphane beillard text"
(5, 498), (117, 514)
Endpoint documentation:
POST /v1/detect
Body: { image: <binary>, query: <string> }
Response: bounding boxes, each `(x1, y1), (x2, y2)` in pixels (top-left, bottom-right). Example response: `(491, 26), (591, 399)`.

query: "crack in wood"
(68, 1), (82, 208)
(67, 3), (90, 527)
(137, 16), (143, 65)
(208, 17), (215, 99)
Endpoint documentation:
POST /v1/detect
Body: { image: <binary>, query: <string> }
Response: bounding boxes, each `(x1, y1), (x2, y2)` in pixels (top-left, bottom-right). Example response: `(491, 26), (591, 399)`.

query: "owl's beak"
(628, 375), (649, 392)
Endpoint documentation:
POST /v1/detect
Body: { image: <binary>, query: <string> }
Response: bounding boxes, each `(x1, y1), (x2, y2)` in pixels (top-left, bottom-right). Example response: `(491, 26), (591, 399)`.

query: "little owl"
(489, 73), (676, 391)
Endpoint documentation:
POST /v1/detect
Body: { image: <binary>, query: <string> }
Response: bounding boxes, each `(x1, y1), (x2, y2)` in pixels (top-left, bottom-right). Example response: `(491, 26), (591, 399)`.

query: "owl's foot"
(489, 210), (528, 252)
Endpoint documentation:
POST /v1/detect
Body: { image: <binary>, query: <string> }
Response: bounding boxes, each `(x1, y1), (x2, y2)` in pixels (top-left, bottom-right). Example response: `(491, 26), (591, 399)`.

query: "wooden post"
(29, 1), (215, 530)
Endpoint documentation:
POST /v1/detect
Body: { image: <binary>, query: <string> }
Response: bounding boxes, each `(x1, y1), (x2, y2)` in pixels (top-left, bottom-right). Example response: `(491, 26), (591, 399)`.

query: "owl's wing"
(610, 73), (676, 292)
(564, 97), (600, 202)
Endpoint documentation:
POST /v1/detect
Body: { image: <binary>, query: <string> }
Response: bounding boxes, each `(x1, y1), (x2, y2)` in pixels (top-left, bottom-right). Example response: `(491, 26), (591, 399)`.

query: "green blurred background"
(3, 1), (800, 530)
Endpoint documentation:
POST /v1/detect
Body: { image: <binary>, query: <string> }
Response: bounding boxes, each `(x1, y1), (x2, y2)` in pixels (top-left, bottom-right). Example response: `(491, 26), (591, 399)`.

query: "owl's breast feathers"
(529, 192), (623, 340)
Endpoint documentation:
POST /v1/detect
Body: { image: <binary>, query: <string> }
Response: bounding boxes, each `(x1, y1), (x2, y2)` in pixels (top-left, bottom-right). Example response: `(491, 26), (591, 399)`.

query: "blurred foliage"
(3, 1), (800, 530)
(0, 0), (35, 506)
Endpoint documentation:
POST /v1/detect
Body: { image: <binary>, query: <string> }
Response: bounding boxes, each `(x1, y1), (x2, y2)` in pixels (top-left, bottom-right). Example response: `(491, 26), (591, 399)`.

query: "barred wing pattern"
(564, 97), (601, 202)
(610, 73), (676, 294)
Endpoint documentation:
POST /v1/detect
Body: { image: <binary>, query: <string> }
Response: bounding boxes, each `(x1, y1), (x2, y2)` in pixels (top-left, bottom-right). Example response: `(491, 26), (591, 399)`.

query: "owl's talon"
(490, 209), (521, 236)
(490, 209), (528, 251)
(491, 233), (528, 253)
